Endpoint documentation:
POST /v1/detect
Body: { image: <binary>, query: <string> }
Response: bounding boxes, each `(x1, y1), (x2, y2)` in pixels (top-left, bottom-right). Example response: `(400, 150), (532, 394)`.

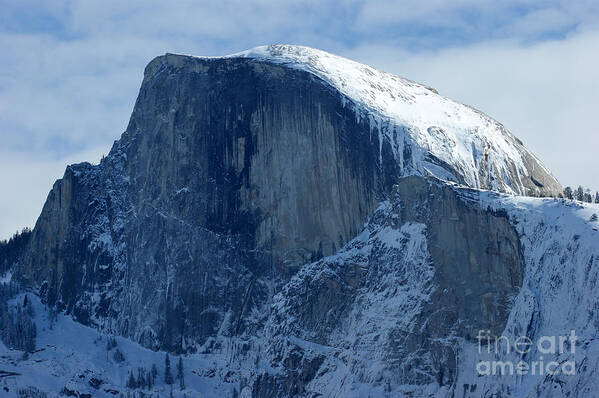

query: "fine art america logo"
(476, 330), (577, 376)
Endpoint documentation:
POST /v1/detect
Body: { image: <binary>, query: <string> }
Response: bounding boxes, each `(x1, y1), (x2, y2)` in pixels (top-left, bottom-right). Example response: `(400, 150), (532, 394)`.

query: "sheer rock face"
(124, 54), (396, 269)
(16, 55), (400, 349)
(10, 51), (537, 357)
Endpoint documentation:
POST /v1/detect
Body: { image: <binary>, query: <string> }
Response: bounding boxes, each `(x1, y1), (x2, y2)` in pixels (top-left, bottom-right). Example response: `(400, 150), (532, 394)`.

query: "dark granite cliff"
(15, 53), (403, 351)
(10, 50), (547, 350)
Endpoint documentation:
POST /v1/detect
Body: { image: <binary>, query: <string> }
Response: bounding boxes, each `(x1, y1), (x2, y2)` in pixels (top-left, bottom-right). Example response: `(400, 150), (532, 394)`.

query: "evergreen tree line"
(126, 364), (158, 390)
(0, 293), (37, 354)
(562, 186), (599, 203)
(164, 353), (186, 390)
(125, 354), (185, 391)
(119, 391), (186, 398)
(17, 386), (48, 398)
(0, 227), (32, 275)
(164, 353), (185, 390)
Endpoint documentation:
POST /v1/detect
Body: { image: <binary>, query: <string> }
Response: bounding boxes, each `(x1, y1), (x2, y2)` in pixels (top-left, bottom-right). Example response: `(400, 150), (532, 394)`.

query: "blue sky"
(1, 0), (598, 238)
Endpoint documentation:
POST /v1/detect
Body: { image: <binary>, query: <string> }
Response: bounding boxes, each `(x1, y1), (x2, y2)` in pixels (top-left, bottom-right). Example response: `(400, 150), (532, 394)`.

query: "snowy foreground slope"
(2, 177), (598, 397)
(0, 294), (242, 397)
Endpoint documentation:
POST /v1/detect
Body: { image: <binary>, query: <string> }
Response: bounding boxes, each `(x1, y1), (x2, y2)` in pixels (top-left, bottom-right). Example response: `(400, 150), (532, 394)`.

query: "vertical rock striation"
(4, 46), (560, 366)
(15, 52), (401, 350)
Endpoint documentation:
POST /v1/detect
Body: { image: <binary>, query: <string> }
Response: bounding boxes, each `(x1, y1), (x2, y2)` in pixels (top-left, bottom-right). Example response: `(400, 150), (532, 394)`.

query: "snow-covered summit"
(185, 44), (561, 196)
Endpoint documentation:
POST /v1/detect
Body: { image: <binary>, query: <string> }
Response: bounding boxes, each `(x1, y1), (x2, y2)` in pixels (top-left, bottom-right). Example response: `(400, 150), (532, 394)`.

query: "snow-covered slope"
(190, 44), (561, 196)
(0, 294), (252, 397)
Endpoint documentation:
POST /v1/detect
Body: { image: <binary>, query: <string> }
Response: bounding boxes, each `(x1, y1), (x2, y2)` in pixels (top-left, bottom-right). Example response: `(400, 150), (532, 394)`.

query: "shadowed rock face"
(396, 177), (523, 339)
(15, 54), (400, 350)
(123, 54), (399, 269)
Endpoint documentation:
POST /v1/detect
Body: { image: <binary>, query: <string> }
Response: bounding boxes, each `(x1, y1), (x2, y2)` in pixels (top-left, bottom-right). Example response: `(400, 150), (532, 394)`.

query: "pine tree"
(25, 318), (36, 353)
(127, 371), (136, 389)
(48, 306), (57, 330)
(584, 188), (593, 203)
(177, 356), (185, 390)
(151, 363), (158, 384)
(106, 338), (111, 361)
(113, 348), (125, 363)
(137, 368), (146, 390)
(146, 370), (153, 390)
(584, 193), (593, 203)
(164, 353), (174, 385)
(595, 192), (599, 204)
(563, 186), (573, 200)
(576, 186), (585, 201)
(106, 336), (117, 351)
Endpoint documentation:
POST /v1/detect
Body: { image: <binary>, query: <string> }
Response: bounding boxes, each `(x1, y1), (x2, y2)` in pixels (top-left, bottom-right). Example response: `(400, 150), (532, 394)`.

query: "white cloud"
(500, 7), (576, 37)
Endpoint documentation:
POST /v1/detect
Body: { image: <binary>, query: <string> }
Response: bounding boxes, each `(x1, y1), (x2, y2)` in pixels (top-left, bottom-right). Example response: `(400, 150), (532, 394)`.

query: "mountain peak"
(150, 45), (561, 196)
(5, 43), (597, 398)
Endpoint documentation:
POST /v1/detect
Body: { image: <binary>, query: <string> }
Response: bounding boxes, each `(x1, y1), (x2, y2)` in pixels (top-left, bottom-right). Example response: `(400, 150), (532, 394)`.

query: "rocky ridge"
(2, 45), (595, 398)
